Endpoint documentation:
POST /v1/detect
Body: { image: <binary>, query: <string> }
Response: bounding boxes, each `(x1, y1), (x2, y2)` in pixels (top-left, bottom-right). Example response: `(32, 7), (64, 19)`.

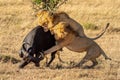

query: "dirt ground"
(0, 0), (120, 80)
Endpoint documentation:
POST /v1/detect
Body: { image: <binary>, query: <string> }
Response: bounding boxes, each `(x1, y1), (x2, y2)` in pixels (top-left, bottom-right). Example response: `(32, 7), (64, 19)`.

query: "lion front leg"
(44, 44), (63, 55)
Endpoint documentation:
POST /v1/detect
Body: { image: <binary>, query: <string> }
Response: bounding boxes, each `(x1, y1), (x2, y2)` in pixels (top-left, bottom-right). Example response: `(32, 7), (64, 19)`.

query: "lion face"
(37, 10), (70, 30)
(37, 10), (54, 30)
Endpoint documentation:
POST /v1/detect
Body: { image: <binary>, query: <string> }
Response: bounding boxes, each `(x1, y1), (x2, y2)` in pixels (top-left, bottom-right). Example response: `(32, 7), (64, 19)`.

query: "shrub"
(32, 0), (68, 11)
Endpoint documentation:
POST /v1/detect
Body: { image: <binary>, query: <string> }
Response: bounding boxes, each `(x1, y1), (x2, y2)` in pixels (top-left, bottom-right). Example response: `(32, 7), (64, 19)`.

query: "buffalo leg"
(46, 51), (57, 67)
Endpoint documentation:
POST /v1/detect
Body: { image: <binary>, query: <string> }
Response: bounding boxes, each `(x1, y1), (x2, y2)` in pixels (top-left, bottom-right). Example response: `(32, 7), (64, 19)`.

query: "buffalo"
(19, 25), (61, 68)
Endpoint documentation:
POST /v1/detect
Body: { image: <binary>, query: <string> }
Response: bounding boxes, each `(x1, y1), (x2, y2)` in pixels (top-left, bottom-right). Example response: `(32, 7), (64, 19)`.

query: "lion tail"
(90, 23), (110, 40)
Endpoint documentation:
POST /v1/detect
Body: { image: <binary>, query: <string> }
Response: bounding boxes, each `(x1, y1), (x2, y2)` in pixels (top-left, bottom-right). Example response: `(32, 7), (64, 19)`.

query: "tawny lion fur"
(43, 22), (111, 68)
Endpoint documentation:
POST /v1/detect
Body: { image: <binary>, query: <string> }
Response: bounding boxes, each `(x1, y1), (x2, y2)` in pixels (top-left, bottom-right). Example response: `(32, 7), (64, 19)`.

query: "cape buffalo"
(19, 26), (60, 68)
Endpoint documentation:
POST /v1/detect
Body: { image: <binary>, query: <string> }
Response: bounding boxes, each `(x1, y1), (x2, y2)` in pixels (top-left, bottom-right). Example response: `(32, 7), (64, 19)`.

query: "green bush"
(32, 0), (68, 11)
(32, 0), (42, 4)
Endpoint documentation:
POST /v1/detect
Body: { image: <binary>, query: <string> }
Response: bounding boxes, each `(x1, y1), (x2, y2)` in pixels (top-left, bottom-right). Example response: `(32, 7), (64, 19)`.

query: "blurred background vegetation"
(32, 0), (68, 11)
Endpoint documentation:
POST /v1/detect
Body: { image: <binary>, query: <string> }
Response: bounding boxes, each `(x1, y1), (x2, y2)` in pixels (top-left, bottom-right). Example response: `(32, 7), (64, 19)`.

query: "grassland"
(0, 0), (120, 80)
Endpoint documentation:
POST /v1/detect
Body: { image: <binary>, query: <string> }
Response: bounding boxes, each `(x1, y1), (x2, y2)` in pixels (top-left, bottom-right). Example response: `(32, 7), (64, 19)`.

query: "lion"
(42, 22), (111, 68)
(37, 10), (108, 40)
(36, 10), (111, 68)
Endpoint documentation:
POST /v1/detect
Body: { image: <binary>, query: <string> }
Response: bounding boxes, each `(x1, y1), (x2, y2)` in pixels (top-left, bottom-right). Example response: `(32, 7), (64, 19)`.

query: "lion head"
(37, 10), (70, 31)
(37, 10), (54, 30)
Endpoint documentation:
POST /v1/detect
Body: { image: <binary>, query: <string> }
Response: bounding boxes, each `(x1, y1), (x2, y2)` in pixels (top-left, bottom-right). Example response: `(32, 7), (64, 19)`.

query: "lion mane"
(37, 10), (78, 41)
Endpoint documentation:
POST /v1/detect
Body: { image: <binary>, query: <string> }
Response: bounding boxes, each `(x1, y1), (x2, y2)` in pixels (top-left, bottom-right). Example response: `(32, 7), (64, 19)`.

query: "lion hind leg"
(74, 55), (90, 68)
(85, 59), (98, 68)
(75, 47), (100, 68)
(91, 59), (98, 67)
(100, 49), (111, 60)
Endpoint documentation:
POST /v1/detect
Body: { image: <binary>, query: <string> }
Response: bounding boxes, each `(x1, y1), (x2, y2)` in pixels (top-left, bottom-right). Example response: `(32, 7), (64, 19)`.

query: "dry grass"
(0, 0), (120, 80)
